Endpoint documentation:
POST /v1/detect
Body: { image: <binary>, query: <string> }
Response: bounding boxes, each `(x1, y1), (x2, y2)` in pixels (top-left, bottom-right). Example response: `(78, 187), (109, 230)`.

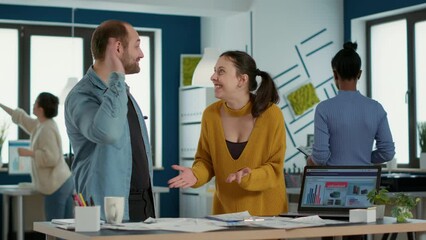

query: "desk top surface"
(34, 217), (426, 240)
(0, 184), (169, 195)
(0, 184), (37, 195)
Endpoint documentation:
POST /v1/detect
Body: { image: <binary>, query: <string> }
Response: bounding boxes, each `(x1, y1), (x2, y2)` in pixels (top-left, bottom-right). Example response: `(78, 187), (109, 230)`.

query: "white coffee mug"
(104, 196), (124, 224)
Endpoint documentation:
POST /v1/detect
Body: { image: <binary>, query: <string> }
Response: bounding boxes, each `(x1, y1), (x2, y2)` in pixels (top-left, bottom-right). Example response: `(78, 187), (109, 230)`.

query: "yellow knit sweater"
(192, 100), (288, 216)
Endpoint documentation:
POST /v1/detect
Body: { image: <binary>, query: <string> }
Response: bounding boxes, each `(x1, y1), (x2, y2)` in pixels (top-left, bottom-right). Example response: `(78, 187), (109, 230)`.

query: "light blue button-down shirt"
(312, 90), (395, 166)
(65, 67), (153, 220)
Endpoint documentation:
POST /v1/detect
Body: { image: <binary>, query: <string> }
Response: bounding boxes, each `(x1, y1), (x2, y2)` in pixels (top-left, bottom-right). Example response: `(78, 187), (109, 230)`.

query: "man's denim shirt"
(65, 67), (153, 220)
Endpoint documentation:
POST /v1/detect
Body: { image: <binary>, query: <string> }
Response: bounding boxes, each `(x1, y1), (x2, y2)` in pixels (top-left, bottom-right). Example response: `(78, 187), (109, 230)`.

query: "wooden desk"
(34, 217), (426, 240)
(0, 184), (167, 239)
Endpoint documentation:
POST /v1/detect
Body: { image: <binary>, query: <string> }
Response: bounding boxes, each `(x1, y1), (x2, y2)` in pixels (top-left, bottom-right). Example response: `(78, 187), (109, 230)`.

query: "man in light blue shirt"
(308, 42), (395, 166)
(65, 20), (154, 221)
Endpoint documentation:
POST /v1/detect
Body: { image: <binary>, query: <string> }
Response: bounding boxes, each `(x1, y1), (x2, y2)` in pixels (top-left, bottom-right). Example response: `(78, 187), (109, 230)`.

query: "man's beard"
(122, 52), (140, 74)
(124, 63), (140, 74)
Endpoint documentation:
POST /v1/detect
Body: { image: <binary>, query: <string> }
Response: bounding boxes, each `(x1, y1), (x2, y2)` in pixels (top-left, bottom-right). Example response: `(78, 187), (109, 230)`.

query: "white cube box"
(349, 208), (376, 223)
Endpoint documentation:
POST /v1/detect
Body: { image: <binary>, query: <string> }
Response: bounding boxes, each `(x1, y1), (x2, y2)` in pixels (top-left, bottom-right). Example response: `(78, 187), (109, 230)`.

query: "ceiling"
(0, 0), (253, 17)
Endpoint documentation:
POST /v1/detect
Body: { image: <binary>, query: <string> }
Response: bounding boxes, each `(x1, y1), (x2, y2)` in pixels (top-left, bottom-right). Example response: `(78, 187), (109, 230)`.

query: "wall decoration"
(266, 27), (337, 172)
(285, 82), (320, 117)
(180, 54), (202, 86)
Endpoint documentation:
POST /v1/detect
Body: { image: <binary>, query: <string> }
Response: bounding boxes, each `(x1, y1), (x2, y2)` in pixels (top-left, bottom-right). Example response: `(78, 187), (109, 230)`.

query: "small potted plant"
(390, 193), (420, 223)
(0, 121), (8, 166)
(367, 187), (390, 219)
(418, 121), (426, 169)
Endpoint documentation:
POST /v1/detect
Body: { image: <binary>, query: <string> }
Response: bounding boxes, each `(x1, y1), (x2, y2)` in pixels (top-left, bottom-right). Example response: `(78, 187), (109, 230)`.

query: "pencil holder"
(75, 206), (101, 232)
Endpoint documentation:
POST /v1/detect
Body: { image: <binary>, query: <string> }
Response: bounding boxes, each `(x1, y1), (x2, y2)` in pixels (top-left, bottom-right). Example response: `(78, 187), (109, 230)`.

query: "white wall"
(200, 0), (344, 173)
(201, 12), (251, 53)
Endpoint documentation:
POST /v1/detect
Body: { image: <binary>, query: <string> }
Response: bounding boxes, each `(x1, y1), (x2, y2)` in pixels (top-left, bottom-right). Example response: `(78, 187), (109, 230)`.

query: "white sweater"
(12, 108), (71, 195)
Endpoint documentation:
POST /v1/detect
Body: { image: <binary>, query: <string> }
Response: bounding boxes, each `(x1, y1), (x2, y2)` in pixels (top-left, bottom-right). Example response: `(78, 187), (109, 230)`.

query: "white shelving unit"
(179, 86), (216, 217)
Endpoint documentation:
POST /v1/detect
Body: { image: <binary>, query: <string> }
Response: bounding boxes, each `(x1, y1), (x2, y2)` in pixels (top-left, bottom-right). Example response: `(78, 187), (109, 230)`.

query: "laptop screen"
(298, 166), (381, 213)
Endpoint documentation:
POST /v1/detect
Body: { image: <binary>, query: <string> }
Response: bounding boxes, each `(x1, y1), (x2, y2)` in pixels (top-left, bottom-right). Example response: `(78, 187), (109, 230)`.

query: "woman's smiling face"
(211, 56), (241, 100)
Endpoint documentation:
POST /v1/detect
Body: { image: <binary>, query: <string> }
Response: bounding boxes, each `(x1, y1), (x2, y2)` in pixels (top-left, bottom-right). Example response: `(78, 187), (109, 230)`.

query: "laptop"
(281, 165), (381, 219)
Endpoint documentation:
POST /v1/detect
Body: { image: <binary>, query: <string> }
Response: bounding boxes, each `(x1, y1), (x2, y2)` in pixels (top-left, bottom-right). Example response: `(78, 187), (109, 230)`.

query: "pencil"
(73, 194), (83, 207)
(78, 193), (87, 207)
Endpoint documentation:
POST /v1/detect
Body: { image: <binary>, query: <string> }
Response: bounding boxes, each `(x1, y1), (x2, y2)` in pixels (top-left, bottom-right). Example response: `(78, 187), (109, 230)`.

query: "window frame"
(366, 9), (426, 168)
(0, 22), (160, 167)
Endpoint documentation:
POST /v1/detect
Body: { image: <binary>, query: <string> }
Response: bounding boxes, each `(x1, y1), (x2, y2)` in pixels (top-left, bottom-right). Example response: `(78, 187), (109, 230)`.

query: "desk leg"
(154, 192), (160, 217)
(3, 195), (9, 240)
(17, 195), (23, 240)
(46, 234), (57, 240)
(381, 233), (389, 240)
(416, 198), (422, 218)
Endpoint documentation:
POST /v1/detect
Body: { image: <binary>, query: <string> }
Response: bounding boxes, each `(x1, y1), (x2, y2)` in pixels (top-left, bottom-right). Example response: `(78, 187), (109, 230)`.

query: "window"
(0, 23), (161, 167)
(415, 20), (426, 157)
(369, 19), (408, 164)
(0, 28), (19, 163)
(367, 9), (426, 167)
(30, 35), (84, 156)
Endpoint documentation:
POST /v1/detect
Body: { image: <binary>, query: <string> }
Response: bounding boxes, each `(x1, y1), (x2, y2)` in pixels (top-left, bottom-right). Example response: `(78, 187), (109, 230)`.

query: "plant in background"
(418, 121), (426, 152)
(367, 187), (390, 205)
(0, 121), (8, 147)
(390, 193), (420, 223)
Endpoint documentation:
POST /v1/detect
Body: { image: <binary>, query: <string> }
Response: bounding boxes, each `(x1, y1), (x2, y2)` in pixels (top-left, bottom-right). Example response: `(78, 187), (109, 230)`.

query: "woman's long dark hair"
(220, 51), (279, 117)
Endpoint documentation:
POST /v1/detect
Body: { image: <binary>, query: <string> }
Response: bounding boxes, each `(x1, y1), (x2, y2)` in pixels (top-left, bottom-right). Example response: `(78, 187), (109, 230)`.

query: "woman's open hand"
(168, 165), (197, 188)
(226, 167), (251, 184)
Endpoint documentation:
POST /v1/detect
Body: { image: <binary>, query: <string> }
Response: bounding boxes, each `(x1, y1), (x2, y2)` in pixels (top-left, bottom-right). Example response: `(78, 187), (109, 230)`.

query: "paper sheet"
(102, 218), (227, 233)
(205, 211), (252, 222)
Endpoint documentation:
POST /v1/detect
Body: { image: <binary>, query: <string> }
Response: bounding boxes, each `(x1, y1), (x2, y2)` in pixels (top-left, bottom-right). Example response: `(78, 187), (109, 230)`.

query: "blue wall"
(0, 4), (201, 218)
(344, 0), (426, 41)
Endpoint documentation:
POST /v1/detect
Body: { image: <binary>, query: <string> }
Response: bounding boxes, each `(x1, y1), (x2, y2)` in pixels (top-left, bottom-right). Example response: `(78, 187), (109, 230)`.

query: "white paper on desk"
(52, 219), (75, 225)
(52, 218), (105, 230)
(244, 216), (325, 229)
(151, 218), (227, 232)
(102, 222), (151, 230)
(291, 215), (348, 225)
(243, 216), (348, 229)
(291, 215), (326, 223)
(206, 210), (251, 222)
(103, 218), (227, 233)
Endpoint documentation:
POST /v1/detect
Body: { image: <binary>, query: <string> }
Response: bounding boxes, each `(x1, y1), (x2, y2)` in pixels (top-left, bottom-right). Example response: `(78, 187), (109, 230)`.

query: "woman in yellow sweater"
(169, 50), (288, 216)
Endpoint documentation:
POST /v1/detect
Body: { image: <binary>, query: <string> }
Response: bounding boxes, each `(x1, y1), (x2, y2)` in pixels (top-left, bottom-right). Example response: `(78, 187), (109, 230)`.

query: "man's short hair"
(91, 20), (129, 60)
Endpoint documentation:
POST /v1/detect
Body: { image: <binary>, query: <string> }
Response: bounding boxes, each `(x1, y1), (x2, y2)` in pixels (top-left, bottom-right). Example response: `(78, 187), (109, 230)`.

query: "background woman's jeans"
(44, 177), (74, 220)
